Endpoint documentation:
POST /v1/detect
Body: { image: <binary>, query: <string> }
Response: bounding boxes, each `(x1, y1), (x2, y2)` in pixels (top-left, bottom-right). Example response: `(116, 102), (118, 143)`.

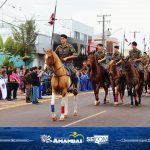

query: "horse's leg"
(93, 83), (100, 106)
(59, 89), (67, 121)
(138, 84), (143, 106)
(51, 91), (57, 121)
(112, 84), (117, 105)
(129, 87), (134, 107)
(103, 84), (108, 104)
(64, 95), (69, 118)
(73, 95), (78, 116)
(133, 86), (138, 106)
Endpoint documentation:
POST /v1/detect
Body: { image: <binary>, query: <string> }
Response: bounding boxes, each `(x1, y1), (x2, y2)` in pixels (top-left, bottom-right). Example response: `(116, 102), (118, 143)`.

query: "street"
(0, 91), (150, 127)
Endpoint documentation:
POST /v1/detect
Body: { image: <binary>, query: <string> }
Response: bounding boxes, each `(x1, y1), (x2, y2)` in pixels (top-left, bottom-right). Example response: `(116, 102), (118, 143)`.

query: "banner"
(0, 127), (150, 150)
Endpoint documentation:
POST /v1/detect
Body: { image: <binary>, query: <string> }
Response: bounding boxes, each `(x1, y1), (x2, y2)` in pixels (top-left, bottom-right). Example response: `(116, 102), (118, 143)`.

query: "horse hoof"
(114, 102), (118, 106)
(73, 112), (77, 116)
(135, 102), (139, 106)
(146, 93), (149, 96)
(94, 101), (100, 106)
(59, 117), (65, 121)
(52, 117), (57, 121)
(139, 103), (142, 106)
(64, 115), (68, 118)
(103, 101), (106, 104)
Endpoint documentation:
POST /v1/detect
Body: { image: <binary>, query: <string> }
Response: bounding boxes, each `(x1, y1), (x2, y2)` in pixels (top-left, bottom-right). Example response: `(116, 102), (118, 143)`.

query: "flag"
(48, 12), (55, 25)
(124, 33), (128, 42)
(128, 42), (131, 46)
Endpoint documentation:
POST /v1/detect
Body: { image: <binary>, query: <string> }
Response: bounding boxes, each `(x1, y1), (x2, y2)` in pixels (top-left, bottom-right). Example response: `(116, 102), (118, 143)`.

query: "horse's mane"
(89, 53), (99, 73)
(108, 61), (117, 75)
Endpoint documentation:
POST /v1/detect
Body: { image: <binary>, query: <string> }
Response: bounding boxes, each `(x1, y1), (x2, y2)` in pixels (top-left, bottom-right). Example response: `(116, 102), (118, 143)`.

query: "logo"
(40, 135), (52, 143)
(40, 132), (84, 144)
(87, 135), (109, 144)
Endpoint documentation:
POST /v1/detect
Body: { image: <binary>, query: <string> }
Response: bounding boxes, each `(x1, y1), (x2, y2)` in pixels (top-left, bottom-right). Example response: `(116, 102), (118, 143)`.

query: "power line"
(97, 14), (111, 50)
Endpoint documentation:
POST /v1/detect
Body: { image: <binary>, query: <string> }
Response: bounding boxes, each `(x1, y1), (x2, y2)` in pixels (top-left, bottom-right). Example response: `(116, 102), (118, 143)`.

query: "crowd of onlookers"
(0, 62), (92, 104)
(0, 65), (52, 103)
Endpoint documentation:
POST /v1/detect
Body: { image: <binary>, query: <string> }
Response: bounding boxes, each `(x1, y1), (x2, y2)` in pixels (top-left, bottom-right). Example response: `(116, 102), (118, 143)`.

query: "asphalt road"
(0, 91), (150, 127)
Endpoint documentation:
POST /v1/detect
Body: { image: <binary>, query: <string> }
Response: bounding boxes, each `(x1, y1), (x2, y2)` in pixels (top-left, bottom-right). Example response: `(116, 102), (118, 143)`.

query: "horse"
(144, 67), (150, 96)
(44, 48), (78, 121)
(107, 60), (126, 105)
(87, 52), (109, 105)
(122, 58), (144, 106)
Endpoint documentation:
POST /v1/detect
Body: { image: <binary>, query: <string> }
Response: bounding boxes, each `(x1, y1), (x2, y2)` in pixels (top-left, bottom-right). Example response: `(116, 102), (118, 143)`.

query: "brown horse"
(107, 60), (126, 105)
(44, 48), (78, 121)
(144, 68), (150, 96)
(122, 58), (143, 106)
(87, 53), (109, 105)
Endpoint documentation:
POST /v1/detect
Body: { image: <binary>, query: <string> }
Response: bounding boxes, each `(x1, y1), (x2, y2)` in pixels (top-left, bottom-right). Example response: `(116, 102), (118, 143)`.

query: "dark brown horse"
(122, 58), (144, 106)
(144, 68), (150, 96)
(87, 53), (109, 105)
(107, 60), (126, 105)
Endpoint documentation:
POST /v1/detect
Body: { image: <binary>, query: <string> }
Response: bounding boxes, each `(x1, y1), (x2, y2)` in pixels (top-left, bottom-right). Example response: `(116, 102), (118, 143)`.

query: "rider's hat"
(132, 41), (137, 46)
(60, 34), (68, 39)
(114, 45), (119, 49)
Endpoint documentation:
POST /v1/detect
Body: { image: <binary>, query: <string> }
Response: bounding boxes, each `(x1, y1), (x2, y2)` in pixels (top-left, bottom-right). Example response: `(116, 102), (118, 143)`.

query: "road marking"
(62, 110), (106, 127)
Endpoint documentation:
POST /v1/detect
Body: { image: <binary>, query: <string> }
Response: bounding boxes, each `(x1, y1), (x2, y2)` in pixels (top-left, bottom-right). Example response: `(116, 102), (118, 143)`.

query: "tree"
(12, 18), (37, 66)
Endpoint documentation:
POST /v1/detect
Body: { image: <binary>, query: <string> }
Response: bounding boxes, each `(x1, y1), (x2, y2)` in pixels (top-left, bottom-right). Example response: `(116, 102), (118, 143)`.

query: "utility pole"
(97, 14), (111, 50)
(130, 31), (140, 41)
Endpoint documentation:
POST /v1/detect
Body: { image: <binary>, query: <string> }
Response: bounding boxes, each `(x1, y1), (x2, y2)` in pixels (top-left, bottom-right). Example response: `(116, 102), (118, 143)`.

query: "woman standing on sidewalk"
(9, 68), (20, 100)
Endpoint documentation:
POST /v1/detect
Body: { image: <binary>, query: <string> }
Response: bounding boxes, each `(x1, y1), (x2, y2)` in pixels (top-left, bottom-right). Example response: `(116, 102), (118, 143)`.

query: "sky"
(1, 0), (150, 51)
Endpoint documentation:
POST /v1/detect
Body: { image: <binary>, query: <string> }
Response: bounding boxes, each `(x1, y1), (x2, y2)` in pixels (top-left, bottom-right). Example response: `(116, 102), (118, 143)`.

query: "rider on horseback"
(111, 46), (123, 72)
(129, 41), (144, 80)
(141, 52), (150, 70)
(55, 34), (78, 93)
(94, 43), (109, 84)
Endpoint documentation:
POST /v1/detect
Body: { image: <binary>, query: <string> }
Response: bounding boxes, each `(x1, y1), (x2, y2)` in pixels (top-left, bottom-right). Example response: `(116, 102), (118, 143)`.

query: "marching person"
(55, 34), (78, 93)
(94, 43), (109, 84)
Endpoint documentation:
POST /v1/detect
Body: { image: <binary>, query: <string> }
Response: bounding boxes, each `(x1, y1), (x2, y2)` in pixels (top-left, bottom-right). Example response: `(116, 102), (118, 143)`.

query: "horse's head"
(107, 60), (116, 75)
(44, 48), (55, 69)
(122, 56), (131, 71)
(87, 52), (97, 69)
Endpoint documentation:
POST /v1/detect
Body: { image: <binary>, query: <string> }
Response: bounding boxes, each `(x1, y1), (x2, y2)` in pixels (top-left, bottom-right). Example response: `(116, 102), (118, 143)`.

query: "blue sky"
(1, 0), (150, 50)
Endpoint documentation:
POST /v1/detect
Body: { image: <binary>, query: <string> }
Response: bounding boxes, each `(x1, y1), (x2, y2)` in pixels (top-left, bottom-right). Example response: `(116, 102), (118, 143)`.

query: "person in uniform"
(129, 41), (144, 80)
(141, 52), (150, 70)
(55, 34), (78, 91)
(111, 46), (123, 69)
(94, 43), (109, 84)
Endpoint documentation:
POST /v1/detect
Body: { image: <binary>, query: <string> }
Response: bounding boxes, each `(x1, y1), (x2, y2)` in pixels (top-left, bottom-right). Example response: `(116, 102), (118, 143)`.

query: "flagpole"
(123, 32), (125, 56)
(50, 0), (57, 47)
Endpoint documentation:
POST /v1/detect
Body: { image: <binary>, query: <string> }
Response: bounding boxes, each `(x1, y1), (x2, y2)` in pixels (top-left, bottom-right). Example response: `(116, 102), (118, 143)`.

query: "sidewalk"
(0, 94), (52, 110)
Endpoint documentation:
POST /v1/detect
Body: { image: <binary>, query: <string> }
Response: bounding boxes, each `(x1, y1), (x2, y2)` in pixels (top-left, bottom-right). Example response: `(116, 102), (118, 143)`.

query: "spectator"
(19, 65), (26, 94)
(38, 66), (43, 99)
(6, 67), (13, 101)
(24, 69), (32, 103)
(31, 66), (40, 104)
(9, 68), (20, 100)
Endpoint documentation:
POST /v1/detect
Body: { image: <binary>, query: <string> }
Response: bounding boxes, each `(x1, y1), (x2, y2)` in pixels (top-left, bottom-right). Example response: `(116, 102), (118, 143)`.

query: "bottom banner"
(0, 127), (150, 150)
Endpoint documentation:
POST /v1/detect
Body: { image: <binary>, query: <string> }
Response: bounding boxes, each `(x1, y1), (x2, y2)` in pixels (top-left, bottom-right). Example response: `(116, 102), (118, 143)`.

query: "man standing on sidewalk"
(30, 66), (40, 104)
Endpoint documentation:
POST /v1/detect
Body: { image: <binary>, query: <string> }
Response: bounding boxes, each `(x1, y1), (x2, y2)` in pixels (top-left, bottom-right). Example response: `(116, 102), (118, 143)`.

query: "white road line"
(62, 110), (106, 127)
